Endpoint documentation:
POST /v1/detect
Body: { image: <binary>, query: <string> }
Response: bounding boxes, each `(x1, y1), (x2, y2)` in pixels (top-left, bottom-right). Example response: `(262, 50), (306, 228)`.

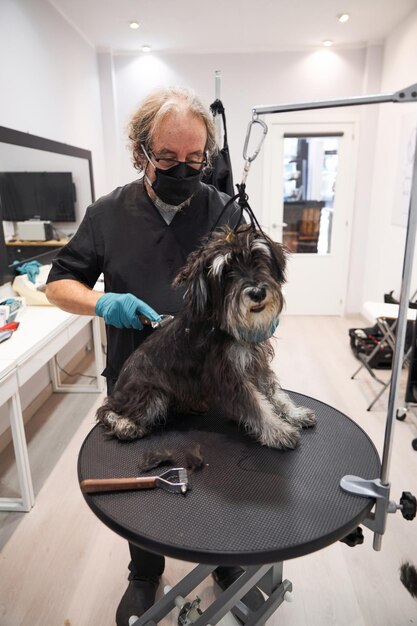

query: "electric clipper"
(138, 314), (174, 329)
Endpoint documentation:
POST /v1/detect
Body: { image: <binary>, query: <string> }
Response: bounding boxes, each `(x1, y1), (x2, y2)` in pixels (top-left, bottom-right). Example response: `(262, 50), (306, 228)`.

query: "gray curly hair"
(128, 86), (218, 173)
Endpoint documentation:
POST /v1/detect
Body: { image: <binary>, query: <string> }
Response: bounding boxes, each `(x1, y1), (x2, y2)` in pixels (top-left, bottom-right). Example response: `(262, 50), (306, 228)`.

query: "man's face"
(145, 111), (207, 185)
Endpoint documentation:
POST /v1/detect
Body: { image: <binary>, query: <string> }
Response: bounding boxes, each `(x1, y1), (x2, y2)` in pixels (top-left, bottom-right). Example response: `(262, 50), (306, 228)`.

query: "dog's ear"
(172, 250), (209, 316)
(255, 231), (287, 284)
(270, 240), (287, 284)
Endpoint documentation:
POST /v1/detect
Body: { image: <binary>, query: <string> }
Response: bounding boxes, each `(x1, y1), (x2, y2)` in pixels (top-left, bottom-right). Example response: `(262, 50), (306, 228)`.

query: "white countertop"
(362, 301), (417, 324)
(0, 306), (93, 382)
(0, 358), (17, 380)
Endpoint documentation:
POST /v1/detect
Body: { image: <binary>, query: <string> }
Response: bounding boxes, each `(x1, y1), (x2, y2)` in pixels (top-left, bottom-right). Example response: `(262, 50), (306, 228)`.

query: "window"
(282, 135), (340, 254)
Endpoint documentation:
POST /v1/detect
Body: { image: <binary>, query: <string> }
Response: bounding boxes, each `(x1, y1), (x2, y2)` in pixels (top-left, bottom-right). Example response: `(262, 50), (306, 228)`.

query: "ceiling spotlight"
(337, 13), (350, 23)
(129, 21), (140, 29)
(322, 40), (333, 47)
(142, 44), (152, 53)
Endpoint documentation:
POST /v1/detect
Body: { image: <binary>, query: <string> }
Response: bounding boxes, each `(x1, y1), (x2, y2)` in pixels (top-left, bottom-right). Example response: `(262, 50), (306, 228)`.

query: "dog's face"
(173, 225), (287, 343)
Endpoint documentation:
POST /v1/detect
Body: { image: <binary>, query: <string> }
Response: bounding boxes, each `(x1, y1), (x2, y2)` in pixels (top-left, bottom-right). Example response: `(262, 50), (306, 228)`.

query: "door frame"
(261, 114), (358, 316)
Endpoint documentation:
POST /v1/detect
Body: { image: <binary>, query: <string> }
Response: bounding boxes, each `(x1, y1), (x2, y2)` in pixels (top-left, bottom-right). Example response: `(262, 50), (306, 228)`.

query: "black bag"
(349, 320), (414, 369)
(202, 99), (234, 197)
(349, 325), (393, 369)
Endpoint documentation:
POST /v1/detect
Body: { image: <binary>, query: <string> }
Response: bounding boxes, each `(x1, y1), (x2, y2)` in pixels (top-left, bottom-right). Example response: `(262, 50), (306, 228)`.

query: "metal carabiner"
(242, 117), (268, 163)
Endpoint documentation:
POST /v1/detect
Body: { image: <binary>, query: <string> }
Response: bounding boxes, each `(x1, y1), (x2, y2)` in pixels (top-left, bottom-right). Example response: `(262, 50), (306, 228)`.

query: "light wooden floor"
(1, 315), (417, 626)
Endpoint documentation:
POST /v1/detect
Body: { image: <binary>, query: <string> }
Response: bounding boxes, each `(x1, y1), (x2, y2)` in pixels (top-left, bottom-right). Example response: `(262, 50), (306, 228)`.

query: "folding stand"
(351, 301), (417, 410)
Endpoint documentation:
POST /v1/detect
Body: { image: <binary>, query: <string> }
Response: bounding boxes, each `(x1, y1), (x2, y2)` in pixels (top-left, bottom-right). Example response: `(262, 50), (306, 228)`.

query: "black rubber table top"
(78, 391), (380, 565)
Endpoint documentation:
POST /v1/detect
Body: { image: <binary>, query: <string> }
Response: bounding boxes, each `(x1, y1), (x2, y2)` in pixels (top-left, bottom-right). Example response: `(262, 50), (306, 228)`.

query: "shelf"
(6, 239), (68, 247)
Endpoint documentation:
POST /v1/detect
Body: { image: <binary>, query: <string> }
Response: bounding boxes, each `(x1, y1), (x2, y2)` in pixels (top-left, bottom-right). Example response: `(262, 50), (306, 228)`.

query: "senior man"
(46, 86), (262, 625)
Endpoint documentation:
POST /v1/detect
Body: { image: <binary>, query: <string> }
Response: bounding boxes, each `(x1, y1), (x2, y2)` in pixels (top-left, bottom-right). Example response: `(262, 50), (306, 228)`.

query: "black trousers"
(128, 543), (165, 581)
(107, 376), (166, 581)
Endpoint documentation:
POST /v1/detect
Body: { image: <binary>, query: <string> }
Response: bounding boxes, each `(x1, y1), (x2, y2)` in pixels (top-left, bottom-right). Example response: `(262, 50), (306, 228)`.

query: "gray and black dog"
(96, 224), (316, 449)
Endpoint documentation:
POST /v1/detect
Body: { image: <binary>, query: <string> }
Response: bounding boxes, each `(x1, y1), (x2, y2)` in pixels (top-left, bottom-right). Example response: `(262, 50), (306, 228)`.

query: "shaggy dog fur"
(400, 561), (417, 598)
(96, 224), (316, 449)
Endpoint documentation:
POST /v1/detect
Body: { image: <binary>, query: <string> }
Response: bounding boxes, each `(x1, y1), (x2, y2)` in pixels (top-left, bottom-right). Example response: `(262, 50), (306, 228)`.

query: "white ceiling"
(49, 0), (417, 54)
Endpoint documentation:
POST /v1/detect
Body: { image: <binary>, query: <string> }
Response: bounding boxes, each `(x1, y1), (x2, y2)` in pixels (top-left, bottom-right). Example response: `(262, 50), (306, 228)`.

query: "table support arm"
(340, 475), (416, 550)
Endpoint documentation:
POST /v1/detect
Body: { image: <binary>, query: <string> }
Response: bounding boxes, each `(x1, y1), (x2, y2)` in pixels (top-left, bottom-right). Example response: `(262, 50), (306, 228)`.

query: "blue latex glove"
(95, 293), (161, 330)
(13, 260), (41, 284)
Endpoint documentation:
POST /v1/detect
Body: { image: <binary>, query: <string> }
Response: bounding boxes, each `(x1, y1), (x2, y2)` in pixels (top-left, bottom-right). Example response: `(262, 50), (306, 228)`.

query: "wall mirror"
(0, 126), (94, 287)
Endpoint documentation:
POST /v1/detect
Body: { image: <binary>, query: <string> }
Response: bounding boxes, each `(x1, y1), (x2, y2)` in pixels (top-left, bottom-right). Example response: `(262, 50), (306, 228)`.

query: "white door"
(262, 121), (357, 315)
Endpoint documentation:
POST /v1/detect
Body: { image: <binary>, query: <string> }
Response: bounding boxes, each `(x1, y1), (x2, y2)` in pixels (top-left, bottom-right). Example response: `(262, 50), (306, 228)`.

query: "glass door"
(263, 122), (356, 315)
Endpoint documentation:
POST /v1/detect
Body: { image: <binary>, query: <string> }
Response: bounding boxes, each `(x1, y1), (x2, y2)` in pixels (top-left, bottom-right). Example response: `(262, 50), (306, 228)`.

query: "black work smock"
(47, 178), (241, 382)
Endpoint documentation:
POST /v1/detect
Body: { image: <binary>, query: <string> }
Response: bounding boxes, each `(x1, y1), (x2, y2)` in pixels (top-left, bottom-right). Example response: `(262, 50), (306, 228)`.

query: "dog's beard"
(235, 318), (280, 343)
(222, 286), (282, 343)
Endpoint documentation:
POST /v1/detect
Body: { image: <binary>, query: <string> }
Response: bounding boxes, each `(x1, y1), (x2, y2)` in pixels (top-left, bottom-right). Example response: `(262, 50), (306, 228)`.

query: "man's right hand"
(95, 293), (161, 330)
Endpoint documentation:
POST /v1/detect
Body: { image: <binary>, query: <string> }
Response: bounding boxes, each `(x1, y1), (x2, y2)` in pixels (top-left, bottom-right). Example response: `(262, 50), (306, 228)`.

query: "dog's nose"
(248, 287), (266, 303)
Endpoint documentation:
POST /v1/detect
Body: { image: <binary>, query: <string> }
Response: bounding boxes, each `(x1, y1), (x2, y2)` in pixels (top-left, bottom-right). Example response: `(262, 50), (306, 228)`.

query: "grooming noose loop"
(209, 116), (268, 233)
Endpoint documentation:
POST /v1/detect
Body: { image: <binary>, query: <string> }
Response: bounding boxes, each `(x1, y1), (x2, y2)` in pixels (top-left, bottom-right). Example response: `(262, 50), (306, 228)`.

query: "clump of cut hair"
(128, 86), (217, 173)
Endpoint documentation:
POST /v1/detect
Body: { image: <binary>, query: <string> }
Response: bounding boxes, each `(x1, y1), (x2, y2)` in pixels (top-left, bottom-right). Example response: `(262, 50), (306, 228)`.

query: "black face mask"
(151, 161), (203, 206)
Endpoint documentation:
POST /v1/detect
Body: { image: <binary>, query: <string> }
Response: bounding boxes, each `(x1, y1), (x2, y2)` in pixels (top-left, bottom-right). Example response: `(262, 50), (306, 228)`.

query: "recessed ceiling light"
(129, 21), (140, 30)
(322, 40), (333, 47)
(337, 13), (350, 23)
(142, 44), (152, 53)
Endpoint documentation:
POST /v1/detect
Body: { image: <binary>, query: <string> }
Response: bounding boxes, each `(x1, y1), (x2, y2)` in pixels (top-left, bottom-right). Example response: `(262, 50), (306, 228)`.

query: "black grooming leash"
(210, 182), (265, 236)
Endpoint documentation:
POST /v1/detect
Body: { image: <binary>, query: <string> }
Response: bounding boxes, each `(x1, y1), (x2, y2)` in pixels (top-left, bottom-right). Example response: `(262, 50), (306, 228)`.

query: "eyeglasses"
(149, 150), (207, 171)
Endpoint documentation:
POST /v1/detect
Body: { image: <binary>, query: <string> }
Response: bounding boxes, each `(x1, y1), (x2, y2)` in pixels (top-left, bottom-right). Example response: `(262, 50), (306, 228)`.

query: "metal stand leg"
(366, 345), (413, 411)
(0, 386), (35, 512)
(366, 381), (391, 411)
(131, 563), (292, 626)
(351, 351), (386, 385)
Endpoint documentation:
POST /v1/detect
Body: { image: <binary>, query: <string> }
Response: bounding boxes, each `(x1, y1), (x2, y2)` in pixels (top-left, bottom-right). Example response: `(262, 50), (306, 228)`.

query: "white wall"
(345, 44), (384, 313)
(0, 0), (105, 419)
(110, 48), (367, 197)
(102, 46), (380, 312)
(106, 41), (417, 313)
(0, 0), (105, 196)
(363, 8), (417, 306)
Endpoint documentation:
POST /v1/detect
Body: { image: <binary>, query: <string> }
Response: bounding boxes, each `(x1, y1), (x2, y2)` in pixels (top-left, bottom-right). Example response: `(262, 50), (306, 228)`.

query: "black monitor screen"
(0, 172), (76, 222)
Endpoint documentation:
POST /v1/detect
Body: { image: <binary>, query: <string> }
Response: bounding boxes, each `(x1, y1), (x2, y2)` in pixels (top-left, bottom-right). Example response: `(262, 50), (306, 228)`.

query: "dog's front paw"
(99, 410), (146, 441)
(112, 417), (147, 441)
(291, 406), (317, 429)
(279, 405), (316, 429)
(258, 421), (301, 450)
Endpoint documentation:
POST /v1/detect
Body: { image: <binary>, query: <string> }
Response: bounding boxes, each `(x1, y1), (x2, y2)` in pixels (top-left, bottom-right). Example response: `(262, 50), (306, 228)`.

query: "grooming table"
(78, 391), (380, 626)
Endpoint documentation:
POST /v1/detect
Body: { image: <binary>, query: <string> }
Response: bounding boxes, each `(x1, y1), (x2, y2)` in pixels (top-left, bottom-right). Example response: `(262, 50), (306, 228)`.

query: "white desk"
(362, 301), (417, 325)
(0, 307), (104, 512)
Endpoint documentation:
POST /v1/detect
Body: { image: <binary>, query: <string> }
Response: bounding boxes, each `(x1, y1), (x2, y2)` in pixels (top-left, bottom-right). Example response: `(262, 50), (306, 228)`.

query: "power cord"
(55, 357), (97, 383)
